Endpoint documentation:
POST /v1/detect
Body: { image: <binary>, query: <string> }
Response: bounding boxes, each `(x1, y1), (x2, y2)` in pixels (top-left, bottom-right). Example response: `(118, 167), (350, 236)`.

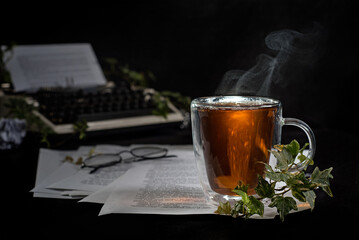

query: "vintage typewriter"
(2, 44), (184, 134)
(30, 82), (184, 134)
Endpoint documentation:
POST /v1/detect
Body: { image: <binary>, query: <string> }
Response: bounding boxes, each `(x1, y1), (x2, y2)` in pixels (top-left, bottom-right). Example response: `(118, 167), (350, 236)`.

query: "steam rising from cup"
(215, 23), (325, 97)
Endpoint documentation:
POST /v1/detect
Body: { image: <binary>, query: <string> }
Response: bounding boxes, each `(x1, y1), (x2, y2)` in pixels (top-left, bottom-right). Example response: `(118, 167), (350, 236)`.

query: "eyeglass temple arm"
(135, 154), (177, 162)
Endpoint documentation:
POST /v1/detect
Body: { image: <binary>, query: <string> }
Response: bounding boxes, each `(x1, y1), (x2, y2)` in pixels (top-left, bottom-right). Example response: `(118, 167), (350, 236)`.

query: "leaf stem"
(275, 186), (287, 192)
(275, 188), (290, 196)
(288, 162), (299, 171)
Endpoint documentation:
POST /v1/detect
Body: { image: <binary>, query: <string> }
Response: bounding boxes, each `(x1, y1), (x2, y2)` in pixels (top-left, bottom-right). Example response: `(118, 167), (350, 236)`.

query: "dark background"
(1, 0), (358, 133)
(1, 1), (359, 237)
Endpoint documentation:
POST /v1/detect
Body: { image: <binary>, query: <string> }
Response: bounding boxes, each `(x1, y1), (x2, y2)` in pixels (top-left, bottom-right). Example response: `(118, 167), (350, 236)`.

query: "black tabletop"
(2, 125), (358, 239)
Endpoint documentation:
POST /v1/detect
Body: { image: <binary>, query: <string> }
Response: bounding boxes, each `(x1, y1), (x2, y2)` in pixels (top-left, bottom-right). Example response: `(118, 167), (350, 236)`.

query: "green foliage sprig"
(103, 58), (191, 119)
(73, 119), (89, 140)
(151, 91), (191, 119)
(215, 140), (333, 221)
(2, 96), (53, 147)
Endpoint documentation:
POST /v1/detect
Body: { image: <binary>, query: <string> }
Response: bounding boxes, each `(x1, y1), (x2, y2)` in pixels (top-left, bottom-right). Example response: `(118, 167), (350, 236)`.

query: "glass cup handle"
(282, 118), (316, 160)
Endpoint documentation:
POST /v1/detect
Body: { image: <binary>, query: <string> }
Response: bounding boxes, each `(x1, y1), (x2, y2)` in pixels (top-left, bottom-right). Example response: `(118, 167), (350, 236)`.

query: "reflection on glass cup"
(191, 96), (316, 204)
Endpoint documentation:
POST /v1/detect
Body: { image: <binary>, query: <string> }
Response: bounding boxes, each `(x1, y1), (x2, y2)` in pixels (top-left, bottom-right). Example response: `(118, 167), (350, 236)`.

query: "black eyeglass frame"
(81, 146), (176, 174)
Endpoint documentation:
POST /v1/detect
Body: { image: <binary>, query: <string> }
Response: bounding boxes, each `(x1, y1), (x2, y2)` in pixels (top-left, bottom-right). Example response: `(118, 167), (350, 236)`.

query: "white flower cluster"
(0, 118), (26, 150)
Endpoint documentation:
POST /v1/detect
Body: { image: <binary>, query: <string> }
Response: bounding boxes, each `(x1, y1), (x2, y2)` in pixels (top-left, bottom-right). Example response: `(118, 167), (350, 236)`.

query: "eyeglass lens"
(84, 154), (120, 167)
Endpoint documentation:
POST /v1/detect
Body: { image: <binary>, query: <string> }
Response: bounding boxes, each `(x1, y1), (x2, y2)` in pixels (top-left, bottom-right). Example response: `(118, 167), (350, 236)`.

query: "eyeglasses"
(81, 146), (177, 173)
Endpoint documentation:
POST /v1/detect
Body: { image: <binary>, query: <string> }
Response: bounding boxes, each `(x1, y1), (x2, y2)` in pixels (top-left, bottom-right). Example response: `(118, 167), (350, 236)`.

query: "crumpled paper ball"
(0, 118), (27, 150)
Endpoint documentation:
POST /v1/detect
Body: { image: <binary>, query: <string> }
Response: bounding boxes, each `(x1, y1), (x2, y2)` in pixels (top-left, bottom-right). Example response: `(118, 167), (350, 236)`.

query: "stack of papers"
(31, 144), (310, 218)
(31, 144), (218, 215)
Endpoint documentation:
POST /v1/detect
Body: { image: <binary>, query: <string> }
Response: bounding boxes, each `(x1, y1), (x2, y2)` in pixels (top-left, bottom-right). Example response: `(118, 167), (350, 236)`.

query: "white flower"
(0, 118), (26, 150)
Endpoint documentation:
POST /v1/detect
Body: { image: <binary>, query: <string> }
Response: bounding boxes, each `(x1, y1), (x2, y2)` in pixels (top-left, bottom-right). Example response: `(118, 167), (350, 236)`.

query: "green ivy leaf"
(284, 139), (300, 158)
(282, 147), (295, 165)
(215, 201), (232, 215)
(269, 196), (298, 222)
(269, 150), (288, 170)
(233, 181), (249, 193)
(284, 172), (314, 202)
(247, 196), (264, 217)
(152, 93), (170, 119)
(255, 175), (275, 199)
(291, 189), (306, 202)
(285, 172), (309, 188)
(270, 148), (294, 170)
(311, 167), (333, 185)
(263, 163), (291, 182)
(311, 167), (333, 197)
(232, 189), (249, 203)
(303, 190), (316, 211)
(73, 119), (89, 140)
(230, 195), (264, 218)
(231, 200), (245, 218)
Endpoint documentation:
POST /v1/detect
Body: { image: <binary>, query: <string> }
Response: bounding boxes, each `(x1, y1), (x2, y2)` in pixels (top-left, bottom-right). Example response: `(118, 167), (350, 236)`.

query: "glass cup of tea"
(191, 96), (316, 204)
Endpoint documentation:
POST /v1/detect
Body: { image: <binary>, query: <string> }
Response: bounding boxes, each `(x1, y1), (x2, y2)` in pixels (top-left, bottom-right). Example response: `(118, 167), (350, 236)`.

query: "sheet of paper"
(31, 146), (93, 198)
(48, 163), (132, 192)
(32, 162), (78, 197)
(5, 43), (107, 92)
(97, 148), (218, 215)
(47, 145), (131, 193)
(32, 148), (76, 198)
(79, 174), (124, 204)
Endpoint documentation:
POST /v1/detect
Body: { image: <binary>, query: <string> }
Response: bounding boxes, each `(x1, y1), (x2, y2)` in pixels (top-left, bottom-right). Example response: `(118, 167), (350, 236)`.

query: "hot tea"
(191, 96), (316, 204)
(197, 104), (277, 195)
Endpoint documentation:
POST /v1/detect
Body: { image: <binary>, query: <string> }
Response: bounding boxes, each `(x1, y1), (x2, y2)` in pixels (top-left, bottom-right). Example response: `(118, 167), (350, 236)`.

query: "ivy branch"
(103, 58), (191, 119)
(215, 140), (333, 221)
